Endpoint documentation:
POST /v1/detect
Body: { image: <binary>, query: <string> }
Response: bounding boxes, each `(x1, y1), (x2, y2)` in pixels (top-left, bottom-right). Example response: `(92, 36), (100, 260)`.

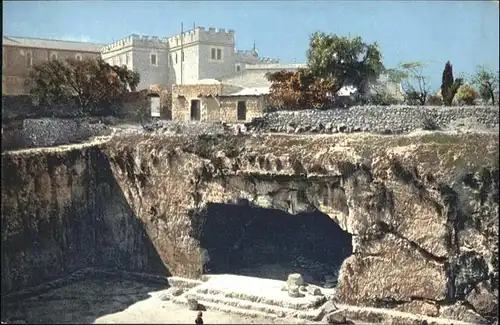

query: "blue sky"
(3, 1), (499, 91)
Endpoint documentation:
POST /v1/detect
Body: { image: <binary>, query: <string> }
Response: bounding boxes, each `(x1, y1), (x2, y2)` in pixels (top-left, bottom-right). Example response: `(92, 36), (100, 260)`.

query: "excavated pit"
(200, 203), (352, 286)
(2, 131), (499, 325)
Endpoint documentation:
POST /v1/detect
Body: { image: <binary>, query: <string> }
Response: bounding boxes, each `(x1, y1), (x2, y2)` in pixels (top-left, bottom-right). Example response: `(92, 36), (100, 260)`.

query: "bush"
(422, 117), (440, 130)
(404, 90), (426, 106)
(455, 84), (478, 105)
(426, 94), (442, 106)
(369, 91), (399, 106)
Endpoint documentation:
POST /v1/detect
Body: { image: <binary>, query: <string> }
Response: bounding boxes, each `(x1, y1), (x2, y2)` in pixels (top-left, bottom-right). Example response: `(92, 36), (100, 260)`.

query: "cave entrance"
(200, 203), (352, 287)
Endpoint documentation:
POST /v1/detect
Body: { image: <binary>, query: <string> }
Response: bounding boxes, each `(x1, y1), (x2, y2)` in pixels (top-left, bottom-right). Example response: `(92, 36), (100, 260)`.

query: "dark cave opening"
(200, 202), (353, 287)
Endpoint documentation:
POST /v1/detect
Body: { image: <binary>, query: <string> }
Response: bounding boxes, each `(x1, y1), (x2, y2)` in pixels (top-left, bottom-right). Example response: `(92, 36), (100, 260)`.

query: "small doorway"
(237, 101), (247, 121)
(191, 99), (201, 121)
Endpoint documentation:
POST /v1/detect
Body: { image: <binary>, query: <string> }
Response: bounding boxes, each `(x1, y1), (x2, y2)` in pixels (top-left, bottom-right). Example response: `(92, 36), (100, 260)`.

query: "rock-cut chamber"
(199, 203), (353, 287)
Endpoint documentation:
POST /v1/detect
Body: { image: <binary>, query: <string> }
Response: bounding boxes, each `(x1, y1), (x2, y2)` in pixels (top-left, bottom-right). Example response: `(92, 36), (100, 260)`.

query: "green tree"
(266, 69), (341, 110)
(306, 32), (384, 97)
(455, 84), (478, 105)
(394, 62), (430, 105)
(29, 57), (140, 117)
(471, 66), (499, 105)
(441, 61), (463, 106)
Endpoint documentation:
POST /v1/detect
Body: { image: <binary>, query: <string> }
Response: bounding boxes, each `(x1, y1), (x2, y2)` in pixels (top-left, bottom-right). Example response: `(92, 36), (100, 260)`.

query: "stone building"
(100, 26), (282, 91)
(171, 79), (269, 123)
(2, 36), (103, 95)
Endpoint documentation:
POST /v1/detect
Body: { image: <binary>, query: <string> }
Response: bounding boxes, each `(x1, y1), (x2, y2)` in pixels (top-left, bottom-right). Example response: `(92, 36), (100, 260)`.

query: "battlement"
(100, 34), (168, 54)
(235, 50), (280, 64)
(166, 26), (235, 49)
(259, 57), (280, 64)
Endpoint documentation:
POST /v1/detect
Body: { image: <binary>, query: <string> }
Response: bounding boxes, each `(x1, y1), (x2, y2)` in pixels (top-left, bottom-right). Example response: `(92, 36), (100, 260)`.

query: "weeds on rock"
(421, 117), (440, 131)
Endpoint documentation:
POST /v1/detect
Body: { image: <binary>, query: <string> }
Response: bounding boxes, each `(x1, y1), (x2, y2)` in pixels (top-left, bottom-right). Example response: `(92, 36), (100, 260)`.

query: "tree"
(29, 57), (140, 117)
(266, 69), (341, 110)
(471, 66), (499, 105)
(306, 32), (384, 96)
(394, 62), (431, 105)
(441, 61), (463, 106)
(455, 84), (478, 105)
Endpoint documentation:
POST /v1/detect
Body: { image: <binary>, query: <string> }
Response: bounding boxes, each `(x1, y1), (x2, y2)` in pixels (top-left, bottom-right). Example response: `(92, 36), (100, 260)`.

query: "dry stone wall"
(247, 105), (499, 134)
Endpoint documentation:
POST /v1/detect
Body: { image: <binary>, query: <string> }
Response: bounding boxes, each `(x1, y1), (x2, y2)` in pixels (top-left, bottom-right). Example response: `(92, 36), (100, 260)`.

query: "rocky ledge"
(2, 131), (498, 324)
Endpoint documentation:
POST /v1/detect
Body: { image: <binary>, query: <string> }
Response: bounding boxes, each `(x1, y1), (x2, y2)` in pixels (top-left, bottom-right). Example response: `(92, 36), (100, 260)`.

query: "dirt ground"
(0, 277), (308, 324)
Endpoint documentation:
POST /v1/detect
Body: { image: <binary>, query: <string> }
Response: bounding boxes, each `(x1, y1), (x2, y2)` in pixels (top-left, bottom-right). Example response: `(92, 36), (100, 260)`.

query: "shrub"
(422, 117), (440, 130)
(369, 91), (399, 106)
(426, 94), (442, 106)
(405, 90), (426, 106)
(455, 84), (478, 105)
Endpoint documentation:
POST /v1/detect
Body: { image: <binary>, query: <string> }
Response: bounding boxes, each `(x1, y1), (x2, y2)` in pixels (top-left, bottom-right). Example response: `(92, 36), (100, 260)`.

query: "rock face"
(0, 145), (169, 294)
(1, 132), (498, 324)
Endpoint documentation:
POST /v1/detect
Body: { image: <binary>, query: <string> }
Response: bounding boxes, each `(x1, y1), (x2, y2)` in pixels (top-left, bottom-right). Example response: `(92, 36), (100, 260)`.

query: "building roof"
(337, 85), (358, 96)
(226, 87), (270, 97)
(245, 63), (307, 70)
(2, 36), (104, 52)
(184, 78), (222, 85)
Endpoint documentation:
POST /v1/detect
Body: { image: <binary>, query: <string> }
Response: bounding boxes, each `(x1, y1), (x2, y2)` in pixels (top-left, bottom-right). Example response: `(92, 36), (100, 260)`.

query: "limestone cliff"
(1, 132), (498, 324)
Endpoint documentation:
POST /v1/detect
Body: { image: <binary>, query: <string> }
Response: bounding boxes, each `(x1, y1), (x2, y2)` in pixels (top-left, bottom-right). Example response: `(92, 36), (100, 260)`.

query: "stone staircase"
(170, 274), (328, 321)
(168, 274), (482, 325)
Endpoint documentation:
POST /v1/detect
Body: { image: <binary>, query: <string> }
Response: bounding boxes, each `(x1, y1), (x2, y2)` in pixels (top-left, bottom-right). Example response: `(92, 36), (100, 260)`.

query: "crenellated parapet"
(166, 26), (235, 49)
(259, 57), (280, 64)
(235, 49), (280, 64)
(100, 34), (169, 54)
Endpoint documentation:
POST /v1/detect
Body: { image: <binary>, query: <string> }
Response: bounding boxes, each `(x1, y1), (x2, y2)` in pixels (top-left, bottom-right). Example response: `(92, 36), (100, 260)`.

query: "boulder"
(307, 285), (323, 296)
(325, 311), (347, 324)
(466, 282), (498, 316)
(313, 300), (338, 321)
(287, 273), (304, 287)
(187, 298), (199, 310)
(288, 284), (304, 298)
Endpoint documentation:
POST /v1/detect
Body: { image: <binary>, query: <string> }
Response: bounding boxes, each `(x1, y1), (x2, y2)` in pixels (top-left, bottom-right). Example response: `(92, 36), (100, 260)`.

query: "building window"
(169, 55), (172, 66)
(235, 64), (241, 72)
(175, 53), (178, 64)
(150, 53), (157, 66)
(211, 48), (222, 61)
(26, 51), (33, 68)
(119, 55), (123, 66)
(126, 54), (129, 65)
(181, 51), (185, 62)
(75, 54), (82, 61)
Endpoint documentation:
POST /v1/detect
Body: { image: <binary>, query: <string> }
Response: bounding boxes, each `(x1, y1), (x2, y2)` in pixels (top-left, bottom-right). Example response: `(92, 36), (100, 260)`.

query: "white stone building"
(100, 26), (403, 100)
(100, 26), (284, 91)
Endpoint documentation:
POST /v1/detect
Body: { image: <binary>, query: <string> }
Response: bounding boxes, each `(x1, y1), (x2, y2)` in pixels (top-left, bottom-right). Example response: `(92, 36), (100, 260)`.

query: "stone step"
(171, 296), (280, 320)
(195, 286), (324, 310)
(184, 292), (320, 320)
(167, 276), (204, 289)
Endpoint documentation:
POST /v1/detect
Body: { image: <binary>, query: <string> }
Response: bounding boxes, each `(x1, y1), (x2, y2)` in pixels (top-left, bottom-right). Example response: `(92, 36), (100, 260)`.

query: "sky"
(3, 0), (499, 91)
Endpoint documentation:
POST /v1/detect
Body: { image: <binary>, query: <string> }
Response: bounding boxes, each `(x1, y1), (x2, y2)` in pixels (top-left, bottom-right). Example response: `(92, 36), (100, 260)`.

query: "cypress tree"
(441, 61), (462, 106)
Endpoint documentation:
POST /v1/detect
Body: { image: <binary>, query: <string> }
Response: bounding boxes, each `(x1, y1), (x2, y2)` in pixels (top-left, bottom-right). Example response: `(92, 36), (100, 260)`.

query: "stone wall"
(219, 96), (266, 123)
(1, 119), (111, 151)
(2, 92), (150, 124)
(247, 105), (499, 134)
